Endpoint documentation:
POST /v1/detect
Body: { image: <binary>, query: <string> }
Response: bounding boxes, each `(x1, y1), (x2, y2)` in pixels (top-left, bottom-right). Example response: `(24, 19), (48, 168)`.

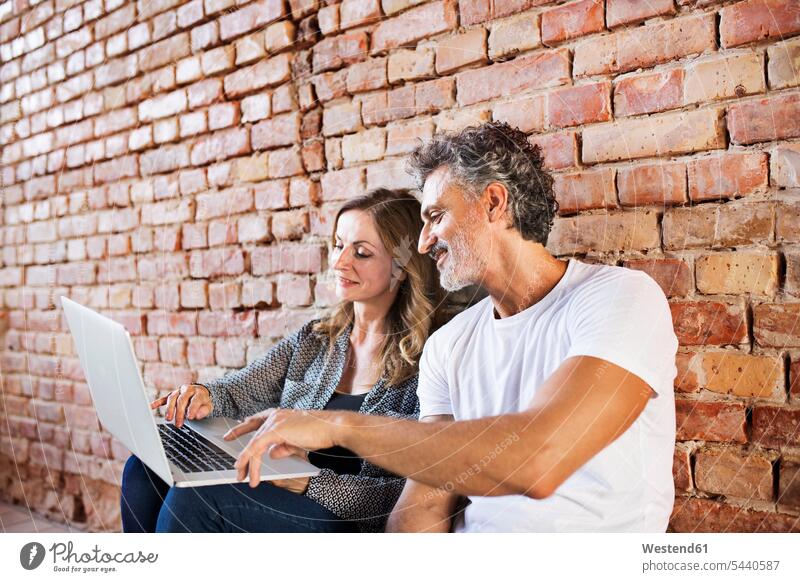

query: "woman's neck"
(351, 299), (392, 344)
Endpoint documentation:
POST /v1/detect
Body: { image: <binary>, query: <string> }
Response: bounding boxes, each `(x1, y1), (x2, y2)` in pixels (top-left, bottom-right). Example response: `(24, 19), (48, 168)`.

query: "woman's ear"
(390, 260), (407, 291)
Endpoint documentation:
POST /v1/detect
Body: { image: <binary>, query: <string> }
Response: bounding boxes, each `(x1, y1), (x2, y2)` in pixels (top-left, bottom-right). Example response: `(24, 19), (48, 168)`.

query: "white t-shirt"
(418, 259), (678, 532)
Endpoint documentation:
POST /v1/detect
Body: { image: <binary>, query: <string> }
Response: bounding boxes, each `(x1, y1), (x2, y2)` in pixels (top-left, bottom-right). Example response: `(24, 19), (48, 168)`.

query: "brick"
(492, 95), (545, 134)
(340, 0), (381, 29)
(772, 144), (800, 187)
(547, 81), (611, 129)
(528, 132), (578, 170)
(435, 28), (488, 75)
(252, 113), (302, 150)
(687, 152), (768, 202)
(456, 48), (570, 106)
(269, 147), (304, 178)
(342, 128), (386, 164)
(223, 54), (292, 97)
(220, 0), (285, 41)
(318, 4), (340, 35)
(272, 210), (309, 240)
(696, 447), (774, 501)
(675, 399), (747, 443)
(623, 258), (692, 298)
(547, 210), (660, 255)
(700, 351), (784, 399)
(255, 180), (290, 210)
(344, 59), (386, 95)
(265, 21), (295, 53)
(617, 162), (687, 207)
(488, 13), (540, 60)
(312, 71), (348, 103)
(180, 280), (208, 309)
(614, 69), (684, 117)
(413, 78), (454, 115)
(670, 301), (748, 346)
(209, 281), (242, 310)
(728, 93), (800, 145)
(717, 202), (774, 247)
(768, 37), (800, 89)
(574, 13), (715, 77)
(189, 248), (246, 279)
(198, 310), (256, 337)
(322, 99), (362, 136)
(696, 252), (778, 296)
(139, 90), (187, 122)
(140, 33), (190, 72)
(188, 78), (223, 109)
(147, 312), (197, 336)
(372, 0), (458, 54)
(785, 253), (800, 297)
(312, 32), (369, 73)
(684, 53), (766, 105)
(190, 128), (250, 166)
(237, 215), (270, 243)
(387, 50), (433, 84)
(582, 108), (725, 164)
(606, 0), (675, 28)
(778, 201), (800, 243)
(276, 274), (313, 306)
(754, 303), (800, 348)
(196, 187), (253, 220)
(553, 168), (616, 215)
(208, 220), (237, 246)
(386, 118), (435, 156)
(321, 167), (365, 201)
(670, 497), (800, 532)
(235, 153), (269, 183)
(779, 459), (800, 508)
(752, 405), (800, 448)
(720, 0), (800, 48)
(541, 0), (604, 46)
(235, 33), (266, 66)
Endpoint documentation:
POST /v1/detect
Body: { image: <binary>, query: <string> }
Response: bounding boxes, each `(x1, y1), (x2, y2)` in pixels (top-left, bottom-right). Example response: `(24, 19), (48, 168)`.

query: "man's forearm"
(332, 411), (547, 498)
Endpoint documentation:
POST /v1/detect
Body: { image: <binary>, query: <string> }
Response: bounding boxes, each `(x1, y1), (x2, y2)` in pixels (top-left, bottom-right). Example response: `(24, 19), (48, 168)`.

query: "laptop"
(61, 297), (320, 487)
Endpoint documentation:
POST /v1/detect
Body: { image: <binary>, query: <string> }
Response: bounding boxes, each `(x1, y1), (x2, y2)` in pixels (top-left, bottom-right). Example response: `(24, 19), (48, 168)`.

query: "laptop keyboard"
(158, 423), (237, 473)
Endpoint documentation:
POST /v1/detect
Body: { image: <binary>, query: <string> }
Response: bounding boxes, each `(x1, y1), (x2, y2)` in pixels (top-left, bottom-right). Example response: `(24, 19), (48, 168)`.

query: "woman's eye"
(355, 249), (371, 259)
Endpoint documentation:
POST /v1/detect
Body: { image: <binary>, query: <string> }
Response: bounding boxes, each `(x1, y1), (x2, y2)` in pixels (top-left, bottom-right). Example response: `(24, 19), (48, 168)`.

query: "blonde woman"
(121, 188), (443, 533)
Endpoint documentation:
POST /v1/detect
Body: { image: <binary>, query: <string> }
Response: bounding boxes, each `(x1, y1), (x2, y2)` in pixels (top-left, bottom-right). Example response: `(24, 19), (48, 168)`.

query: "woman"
(120, 188), (444, 533)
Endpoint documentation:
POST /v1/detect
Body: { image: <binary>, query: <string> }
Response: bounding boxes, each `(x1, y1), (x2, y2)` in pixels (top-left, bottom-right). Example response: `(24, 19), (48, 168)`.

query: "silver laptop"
(61, 297), (320, 487)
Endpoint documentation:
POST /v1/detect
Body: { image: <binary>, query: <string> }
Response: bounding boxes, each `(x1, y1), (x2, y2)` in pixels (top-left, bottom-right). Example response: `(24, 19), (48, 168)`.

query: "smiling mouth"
(338, 276), (358, 285)
(435, 250), (448, 267)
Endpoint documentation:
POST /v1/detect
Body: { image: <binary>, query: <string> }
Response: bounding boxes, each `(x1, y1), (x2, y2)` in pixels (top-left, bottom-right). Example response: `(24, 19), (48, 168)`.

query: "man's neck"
(480, 240), (569, 319)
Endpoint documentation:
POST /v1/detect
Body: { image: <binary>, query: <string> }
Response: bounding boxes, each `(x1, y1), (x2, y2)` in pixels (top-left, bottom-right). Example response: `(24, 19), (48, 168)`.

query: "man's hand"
(231, 408), (350, 488)
(150, 384), (213, 428)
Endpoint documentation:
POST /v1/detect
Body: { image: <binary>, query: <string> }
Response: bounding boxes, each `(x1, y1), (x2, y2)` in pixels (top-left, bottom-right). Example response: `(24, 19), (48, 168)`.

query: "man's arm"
(236, 355), (654, 498)
(386, 415), (460, 533)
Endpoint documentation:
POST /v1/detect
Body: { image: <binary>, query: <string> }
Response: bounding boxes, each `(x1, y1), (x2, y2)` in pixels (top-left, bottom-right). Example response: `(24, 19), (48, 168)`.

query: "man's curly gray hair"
(406, 121), (559, 245)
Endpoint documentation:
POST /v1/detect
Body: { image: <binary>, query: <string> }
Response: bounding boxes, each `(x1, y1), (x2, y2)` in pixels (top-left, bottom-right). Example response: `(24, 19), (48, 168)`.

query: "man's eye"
(432, 213), (443, 224)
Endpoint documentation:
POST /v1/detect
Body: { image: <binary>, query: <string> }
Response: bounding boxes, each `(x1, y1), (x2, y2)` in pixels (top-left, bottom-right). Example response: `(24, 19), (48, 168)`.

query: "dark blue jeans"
(120, 455), (357, 533)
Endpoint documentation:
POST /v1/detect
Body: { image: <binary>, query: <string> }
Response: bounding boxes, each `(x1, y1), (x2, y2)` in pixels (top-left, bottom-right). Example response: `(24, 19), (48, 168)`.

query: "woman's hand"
(231, 408), (347, 488)
(270, 476), (311, 494)
(150, 384), (213, 428)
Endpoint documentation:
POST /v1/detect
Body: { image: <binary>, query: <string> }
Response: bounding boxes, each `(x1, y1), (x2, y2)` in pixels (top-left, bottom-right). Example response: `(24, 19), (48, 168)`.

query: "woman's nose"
(333, 247), (352, 270)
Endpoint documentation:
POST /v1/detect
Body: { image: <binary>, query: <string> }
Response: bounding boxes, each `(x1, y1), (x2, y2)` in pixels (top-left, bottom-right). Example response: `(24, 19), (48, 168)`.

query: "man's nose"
(418, 224), (436, 255)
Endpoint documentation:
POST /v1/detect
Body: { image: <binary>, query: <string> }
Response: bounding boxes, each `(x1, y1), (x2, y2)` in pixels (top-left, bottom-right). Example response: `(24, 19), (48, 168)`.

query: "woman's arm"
(203, 322), (313, 419)
(304, 461), (408, 533)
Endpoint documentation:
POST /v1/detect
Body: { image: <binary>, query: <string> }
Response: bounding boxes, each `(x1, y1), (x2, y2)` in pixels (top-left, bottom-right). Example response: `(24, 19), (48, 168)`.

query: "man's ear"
(483, 182), (509, 223)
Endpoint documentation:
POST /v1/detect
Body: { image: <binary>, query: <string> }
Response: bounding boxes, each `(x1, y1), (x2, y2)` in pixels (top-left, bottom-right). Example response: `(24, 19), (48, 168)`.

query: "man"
(223, 122), (679, 532)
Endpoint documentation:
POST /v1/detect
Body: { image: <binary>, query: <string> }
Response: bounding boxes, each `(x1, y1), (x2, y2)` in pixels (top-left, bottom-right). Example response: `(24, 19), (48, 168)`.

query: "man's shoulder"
(568, 260), (664, 302)
(428, 297), (491, 347)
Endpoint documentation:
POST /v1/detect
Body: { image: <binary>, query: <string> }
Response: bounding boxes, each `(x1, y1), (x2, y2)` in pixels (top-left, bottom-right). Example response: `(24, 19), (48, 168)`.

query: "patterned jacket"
(202, 318), (420, 532)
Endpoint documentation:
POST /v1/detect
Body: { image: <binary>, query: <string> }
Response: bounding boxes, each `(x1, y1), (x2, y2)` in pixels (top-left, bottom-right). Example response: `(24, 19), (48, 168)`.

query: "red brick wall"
(1, 0), (799, 532)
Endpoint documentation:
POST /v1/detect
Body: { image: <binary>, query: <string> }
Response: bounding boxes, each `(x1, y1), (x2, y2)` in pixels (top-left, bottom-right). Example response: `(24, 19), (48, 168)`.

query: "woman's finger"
(150, 395), (168, 410)
(164, 391), (179, 422)
(174, 389), (193, 427)
(185, 391), (208, 420)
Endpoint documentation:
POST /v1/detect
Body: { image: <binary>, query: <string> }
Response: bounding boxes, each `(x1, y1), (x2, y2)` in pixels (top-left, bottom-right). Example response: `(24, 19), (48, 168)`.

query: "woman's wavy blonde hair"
(313, 188), (445, 387)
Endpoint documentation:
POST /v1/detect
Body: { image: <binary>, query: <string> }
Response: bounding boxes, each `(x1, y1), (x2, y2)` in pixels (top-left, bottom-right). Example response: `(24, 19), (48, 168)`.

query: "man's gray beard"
(438, 230), (487, 292)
